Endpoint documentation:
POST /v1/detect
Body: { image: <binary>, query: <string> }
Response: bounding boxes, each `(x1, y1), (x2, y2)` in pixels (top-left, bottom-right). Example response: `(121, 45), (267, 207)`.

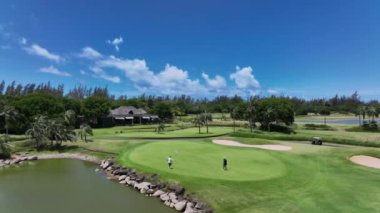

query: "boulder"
(146, 189), (154, 195)
(28, 156), (38, 161)
(164, 200), (171, 206)
(171, 198), (178, 204)
(168, 185), (185, 195)
(184, 207), (196, 213)
(153, 190), (165, 197)
(114, 169), (128, 176)
(136, 175), (145, 182)
(119, 180), (127, 184)
(160, 193), (170, 202)
(118, 175), (127, 181)
(168, 192), (177, 200)
(101, 160), (113, 169)
(175, 200), (187, 211)
(186, 202), (195, 209)
(195, 202), (207, 210)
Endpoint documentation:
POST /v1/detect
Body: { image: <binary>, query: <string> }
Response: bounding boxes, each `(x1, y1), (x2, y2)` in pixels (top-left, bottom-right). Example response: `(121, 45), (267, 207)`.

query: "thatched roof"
(110, 106), (147, 116)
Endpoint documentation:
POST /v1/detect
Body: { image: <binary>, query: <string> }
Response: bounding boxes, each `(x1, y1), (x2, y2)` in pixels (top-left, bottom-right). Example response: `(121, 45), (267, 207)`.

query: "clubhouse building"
(109, 106), (159, 125)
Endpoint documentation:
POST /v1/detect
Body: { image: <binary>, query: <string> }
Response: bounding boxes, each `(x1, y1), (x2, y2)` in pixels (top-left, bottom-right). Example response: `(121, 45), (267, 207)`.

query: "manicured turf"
(118, 138), (380, 213)
(93, 127), (233, 139)
(295, 113), (356, 120)
(125, 141), (286, 181)
(232, 128), (380, 147)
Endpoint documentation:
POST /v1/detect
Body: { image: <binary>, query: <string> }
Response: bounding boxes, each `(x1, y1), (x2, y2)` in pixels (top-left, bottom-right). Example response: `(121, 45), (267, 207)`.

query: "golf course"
(65, 124), (380, 213)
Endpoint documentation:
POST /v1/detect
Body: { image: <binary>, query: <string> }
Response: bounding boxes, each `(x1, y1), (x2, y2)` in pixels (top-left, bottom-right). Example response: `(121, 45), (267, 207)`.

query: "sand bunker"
(350, 155), (380, 169)
(212, 140), (292, 151)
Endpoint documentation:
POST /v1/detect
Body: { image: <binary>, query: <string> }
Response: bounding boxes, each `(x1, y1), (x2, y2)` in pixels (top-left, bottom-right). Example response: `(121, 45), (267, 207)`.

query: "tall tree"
(26, 116), (48, 149)
(0, 105), (19, 136)
(0, 135), (11, 159)
(78, 124), (93, 142)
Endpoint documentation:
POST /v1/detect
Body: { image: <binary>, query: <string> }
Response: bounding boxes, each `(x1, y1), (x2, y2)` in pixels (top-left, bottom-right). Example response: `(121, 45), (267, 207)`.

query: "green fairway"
(232, 128), (380, 147)
(125, 141), (286, 181)
(118, 138), (380, 213)
(93, 126), (233, 139)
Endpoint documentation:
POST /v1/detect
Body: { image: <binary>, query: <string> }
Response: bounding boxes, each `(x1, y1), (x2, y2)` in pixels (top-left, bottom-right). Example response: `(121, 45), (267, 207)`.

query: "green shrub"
(303, 123), (334, 131)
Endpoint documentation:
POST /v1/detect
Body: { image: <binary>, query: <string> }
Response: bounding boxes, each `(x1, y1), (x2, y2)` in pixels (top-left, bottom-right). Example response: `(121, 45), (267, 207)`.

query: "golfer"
(223, 157), (228, 170)
(168, 156), (173, 169)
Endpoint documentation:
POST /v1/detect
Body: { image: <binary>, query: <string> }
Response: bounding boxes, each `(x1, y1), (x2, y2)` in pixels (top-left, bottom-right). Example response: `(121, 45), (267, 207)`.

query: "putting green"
(124, 141), (286, 181)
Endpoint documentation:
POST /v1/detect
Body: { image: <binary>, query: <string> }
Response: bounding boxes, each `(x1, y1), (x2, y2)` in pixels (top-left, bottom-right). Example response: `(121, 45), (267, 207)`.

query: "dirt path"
(350, 155), (380, 169)
(212, 139), (292, 151)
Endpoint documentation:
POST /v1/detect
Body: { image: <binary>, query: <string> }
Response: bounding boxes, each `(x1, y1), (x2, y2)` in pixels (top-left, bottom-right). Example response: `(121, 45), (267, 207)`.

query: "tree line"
(0, 81), (379, 134)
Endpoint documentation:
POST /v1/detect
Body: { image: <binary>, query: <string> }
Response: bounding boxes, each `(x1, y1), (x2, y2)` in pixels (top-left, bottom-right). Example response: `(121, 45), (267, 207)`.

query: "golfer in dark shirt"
(223, 157), (228, 170)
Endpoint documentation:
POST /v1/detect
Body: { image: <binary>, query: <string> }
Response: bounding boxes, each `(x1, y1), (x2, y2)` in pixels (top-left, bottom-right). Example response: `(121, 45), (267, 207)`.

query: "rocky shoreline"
(0, 154), (212, 213)
(98, 159), (212, 213)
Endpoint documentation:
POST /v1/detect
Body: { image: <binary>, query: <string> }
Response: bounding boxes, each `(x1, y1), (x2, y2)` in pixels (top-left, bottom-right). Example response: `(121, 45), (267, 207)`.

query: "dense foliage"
(1, 81), (380, 134)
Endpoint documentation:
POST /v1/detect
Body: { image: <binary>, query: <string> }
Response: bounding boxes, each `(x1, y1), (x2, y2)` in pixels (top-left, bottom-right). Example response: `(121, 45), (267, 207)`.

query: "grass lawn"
(117, 138), (380, 213)
(232, 128), (380, 147)
(295, 113), (357, 121)
(93, 126), (234, 139)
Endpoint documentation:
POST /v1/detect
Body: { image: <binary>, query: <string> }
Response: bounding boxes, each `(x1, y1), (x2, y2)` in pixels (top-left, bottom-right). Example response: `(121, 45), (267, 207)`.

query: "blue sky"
(0, 0), (379, 100)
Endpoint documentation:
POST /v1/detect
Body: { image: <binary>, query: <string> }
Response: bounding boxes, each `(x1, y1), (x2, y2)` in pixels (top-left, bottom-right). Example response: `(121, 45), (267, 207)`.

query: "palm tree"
(367, 106), (379, 122)
(356, 106), (367, 126)
(192, 116), (204, 134)
(247, 97), (258, 133)
(0, 105), (19, 137)
(26, 116), (48, 149)
(264, 108), (275, 131)
(156, 123), (165, 134)
(0, 135), (11, 159)
(201, 111), (210, 134)
(78, 124), (93, 142)
(231, 108), (238, 133)
(64, 109), (76, 128)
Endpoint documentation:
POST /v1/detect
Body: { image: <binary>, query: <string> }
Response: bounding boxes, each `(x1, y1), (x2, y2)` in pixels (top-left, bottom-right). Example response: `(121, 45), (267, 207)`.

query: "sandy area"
(36, 153), (101, 164)
(350, 155), (380, 169)
(212, 140), (292, 151)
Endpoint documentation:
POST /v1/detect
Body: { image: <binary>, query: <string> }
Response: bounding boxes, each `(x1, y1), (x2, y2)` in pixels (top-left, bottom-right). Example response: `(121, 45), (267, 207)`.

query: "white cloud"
(20, 37), (27, 45)
(24, 44), (62, 63)
(106, 36), (123, 51)
(89, 66), (121, 83)
(154, 64), (207, 95)
(267, 89), (279, 95)
(39, 66), (71, 77)
(96, 56), (156, 87)
(230, 66), (260, 90)
(95, 56), (206, 95)
(80, 70), (87, 75)
(202, 72), (227, 91)
(78, 46), (102, 59)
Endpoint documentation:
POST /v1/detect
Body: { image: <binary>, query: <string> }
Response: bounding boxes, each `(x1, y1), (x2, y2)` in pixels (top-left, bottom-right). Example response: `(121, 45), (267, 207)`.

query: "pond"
(296, 119), (380, 125)
(0, 159), (174, 213)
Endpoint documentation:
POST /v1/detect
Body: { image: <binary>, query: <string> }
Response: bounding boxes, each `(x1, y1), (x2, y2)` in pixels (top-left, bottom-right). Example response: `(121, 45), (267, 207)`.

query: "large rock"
(28, 156), (38, 161)
(168, 192), (177, 200)
(114, 169), (128, 176)
(135, 182), (151, 191)
(153, 190), (165, 197)
(118, 175), (127, 181)
(175, 200), (187, 211)
(160, 193), (170, 202)
(101, 160), (114, 169)
(169, 185), (185, 195)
